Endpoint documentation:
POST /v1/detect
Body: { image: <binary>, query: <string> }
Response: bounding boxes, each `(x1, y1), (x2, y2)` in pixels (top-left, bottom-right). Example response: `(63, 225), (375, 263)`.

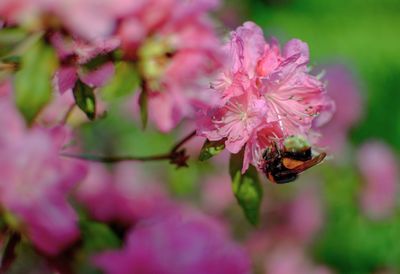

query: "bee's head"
(283, 135), (310, 153)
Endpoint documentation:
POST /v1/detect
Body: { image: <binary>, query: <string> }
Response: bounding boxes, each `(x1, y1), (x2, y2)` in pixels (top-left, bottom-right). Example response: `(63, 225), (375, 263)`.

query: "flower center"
(138, 36), (176, 91)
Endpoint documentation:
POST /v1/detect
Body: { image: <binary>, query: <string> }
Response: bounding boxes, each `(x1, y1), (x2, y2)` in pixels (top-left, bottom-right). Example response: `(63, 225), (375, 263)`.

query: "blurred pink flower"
(265, 244), (333, 274)
(245, 186), (324, 256)
(0, 80), (12, 97)
(198, 22), (333, 172)
(315, 64), (363, 154)
(201, 174), (235, 214)
(0, 99), (86, 255)
(94, 209), (251, 274)
(120, 0), (223, 132)
(287, 188), (323, 243)
(75, 163), (172, 225)
(357, 141), (399, 219)
(0, 0), (140, 40)
(51, 32), (118, 94)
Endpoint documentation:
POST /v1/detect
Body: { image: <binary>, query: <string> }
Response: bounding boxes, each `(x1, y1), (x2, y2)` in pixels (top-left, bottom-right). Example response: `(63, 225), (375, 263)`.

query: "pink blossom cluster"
(0, 98), (86, 255)
(94, 209), (250, 274)
(1, 0), (223, 132)
(75, 163), (251, 274)
(0, 0), (139, 40)
(119, 0), (223, 131)
(75, 163), (173, 224)
(198, 22), (333, 172)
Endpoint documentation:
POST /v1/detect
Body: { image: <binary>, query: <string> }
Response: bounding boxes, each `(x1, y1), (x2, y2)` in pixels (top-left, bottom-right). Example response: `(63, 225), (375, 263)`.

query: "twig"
(170, 130), (196, 153)
(60, 152), (171, 163)
(60, 130), (197, 167)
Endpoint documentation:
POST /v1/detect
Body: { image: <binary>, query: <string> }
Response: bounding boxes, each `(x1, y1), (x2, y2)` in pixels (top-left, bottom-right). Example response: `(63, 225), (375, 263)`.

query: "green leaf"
(229, 151), (263, 226)
(80, 221), (121, 253)
(101, 61), (139, 100)
(0, 27), (27, 58)
(199, 139), (225, 161)
(14, 39), (57, 123)
(73, 80), (97, 120)
(139, 88), (148, 129)
(81, 54), (111, 72)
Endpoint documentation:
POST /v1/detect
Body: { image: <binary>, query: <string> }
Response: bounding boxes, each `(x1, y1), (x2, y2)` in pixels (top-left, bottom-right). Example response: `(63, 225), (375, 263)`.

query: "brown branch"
(60, 130), (197, 168)
(170, 130), (196, 153)
(60, 152), (171, 163)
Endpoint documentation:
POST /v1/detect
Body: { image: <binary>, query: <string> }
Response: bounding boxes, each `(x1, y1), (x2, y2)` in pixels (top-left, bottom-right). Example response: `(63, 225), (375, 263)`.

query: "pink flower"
(201, 174), (235, 214)
(0, 99), (86, 255)
(198, 22), (333, 172)
(120, 0), (223, 132)
(357, 141), (398, 219)
(75, 163), (172, 225)
(200, 91), (267, 153)
(94, 209), (251, 274)
(0, 0), (140, 40)
(259, 39), (328, 135)
(51, 32), (118, 94)
(287, 188), (323, 243)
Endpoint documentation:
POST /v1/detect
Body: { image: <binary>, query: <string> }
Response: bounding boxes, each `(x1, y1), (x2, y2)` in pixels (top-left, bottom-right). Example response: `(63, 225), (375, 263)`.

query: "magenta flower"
(94, 209), (251, 274)
(119, 0), (223, 132)
(0, 99), (86, 255)
(357, 141), (398, 219)
(75, 163), (172, 225)
(198, 22), (333, 172)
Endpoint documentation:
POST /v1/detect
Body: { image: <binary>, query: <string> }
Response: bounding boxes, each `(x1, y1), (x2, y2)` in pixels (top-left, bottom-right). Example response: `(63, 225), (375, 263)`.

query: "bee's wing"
(280, 152), (326, 175)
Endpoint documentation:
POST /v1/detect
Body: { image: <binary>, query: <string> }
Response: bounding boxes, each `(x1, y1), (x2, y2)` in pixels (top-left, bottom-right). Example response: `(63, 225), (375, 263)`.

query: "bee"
(262, 135), (326, 184)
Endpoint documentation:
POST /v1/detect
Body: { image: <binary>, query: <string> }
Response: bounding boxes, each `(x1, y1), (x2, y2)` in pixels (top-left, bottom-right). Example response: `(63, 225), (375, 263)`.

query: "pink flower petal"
(54, 66), (78, 94)
(283, 39), (309, 65)
(81, 62), (115, 88)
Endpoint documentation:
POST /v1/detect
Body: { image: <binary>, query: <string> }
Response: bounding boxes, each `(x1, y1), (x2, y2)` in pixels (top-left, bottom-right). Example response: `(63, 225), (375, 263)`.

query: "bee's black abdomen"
(273, 172), (298, 184)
